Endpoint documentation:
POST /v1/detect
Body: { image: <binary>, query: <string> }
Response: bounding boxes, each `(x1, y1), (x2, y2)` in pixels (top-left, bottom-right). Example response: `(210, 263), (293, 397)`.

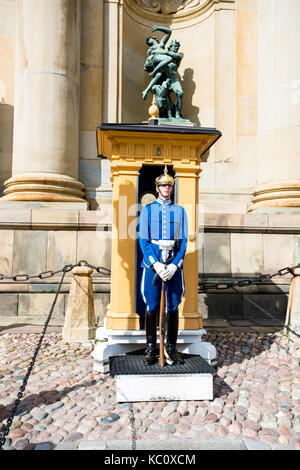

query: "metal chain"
(0, 269), (67, 449)
(0, 260), (111, 282)
(231, 286), (300, 339)
(0, 261), (111, 450)
(198, 262), (300, 339)
(198, 262), (300, 293)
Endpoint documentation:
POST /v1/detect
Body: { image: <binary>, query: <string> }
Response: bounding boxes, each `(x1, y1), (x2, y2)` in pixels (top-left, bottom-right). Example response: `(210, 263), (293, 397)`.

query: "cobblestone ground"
(0, 327), (300, 450)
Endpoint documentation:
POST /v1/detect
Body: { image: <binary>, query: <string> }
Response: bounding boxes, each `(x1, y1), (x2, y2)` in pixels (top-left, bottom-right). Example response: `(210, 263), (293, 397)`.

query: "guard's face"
(157, 184), (173, 199)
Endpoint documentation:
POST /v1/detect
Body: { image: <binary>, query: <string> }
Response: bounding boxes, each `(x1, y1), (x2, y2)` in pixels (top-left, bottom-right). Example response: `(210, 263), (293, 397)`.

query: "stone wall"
(198, 212), (300, 324)
(0, 209), (299, 327)
(0, 209), (111, 327)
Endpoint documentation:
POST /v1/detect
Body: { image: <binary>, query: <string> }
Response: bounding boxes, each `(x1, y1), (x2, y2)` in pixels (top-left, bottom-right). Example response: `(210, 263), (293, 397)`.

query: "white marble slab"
(115, 373), (213, 402)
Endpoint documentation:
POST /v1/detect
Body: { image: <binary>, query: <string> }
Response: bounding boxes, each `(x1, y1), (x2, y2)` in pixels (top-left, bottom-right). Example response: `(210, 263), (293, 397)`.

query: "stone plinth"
(62, 266), (96, 342)
(115, 373), (213, 402)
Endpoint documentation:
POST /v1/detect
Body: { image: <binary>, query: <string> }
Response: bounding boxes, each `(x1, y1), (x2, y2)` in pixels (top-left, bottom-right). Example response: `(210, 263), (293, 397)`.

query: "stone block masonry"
(0, 209), (299, 326)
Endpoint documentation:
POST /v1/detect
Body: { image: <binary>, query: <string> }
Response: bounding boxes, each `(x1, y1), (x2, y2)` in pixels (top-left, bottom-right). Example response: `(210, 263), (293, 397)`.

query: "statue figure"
(142, 26), (188, 123)
(151, 79), (173, 120)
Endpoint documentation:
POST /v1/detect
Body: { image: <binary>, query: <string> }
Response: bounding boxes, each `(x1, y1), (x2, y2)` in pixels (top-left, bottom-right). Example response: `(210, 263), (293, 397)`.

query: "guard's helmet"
(155, 166), (175, 186)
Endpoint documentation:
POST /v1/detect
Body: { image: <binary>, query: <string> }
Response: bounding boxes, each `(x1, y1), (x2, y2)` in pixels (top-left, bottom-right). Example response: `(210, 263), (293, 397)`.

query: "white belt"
(151, 240), (175, 250)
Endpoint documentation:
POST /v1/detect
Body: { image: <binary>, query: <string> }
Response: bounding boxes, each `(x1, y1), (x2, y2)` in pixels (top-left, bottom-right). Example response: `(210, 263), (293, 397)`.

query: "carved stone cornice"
(131, 1), (201, 15)
(125, 0), (235, 24)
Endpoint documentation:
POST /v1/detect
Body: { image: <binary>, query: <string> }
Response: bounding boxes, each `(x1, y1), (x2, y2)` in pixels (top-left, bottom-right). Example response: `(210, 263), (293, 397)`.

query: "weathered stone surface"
(0, 293), (18, 316)
(0, 211), (31, 228)
(62, 266), (96, 342)
(32, 210), (79, 229)
(93, 294), (110, 326)
(78, 440), (107, 450)
(13, 438), (29, 450)
(13, 231), (47, 275)
(2, 329), (300, 451)
(9, 428), (26, 439)
(18, 293), (65, 317)
(46, 230), (77, 273)
(231, 233), (263, 276)
(203, 232), (231, 275)
(77, 231), (111, 272)
(0, 230), (14, 276)
(263, 234), (294, 276)
(34, 442), (54, 450)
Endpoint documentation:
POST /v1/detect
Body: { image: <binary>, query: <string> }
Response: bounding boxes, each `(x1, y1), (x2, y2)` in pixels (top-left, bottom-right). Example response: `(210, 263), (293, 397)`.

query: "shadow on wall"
(199, 273), (288, 327)
(181, 68), (200, 126)
(198, 231), (291, 326)
(0, 103), (14, 189)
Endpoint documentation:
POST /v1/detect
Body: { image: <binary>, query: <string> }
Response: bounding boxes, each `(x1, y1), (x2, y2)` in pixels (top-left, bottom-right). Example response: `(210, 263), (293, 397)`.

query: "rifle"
(155, 240), (175, 367)
(159, 278), (166, 367)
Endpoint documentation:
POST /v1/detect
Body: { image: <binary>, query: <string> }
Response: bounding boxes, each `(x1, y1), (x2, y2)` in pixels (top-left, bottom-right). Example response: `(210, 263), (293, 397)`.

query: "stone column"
(102, 0), (123, 123)
(1, 0), (87, 206)
(249, 0), (300, 211)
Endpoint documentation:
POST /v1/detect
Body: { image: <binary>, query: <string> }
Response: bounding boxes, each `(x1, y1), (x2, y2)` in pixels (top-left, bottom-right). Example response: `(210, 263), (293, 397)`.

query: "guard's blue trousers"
(140, 267), (185, 314)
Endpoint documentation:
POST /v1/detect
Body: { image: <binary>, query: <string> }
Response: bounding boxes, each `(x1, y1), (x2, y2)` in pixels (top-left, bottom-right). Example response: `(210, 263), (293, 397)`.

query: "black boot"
(144, 312), (157, 365)
(165, 310), (184, 365)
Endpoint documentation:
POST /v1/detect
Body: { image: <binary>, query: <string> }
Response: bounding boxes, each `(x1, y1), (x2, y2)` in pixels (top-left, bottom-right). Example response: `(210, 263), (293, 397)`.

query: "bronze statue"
(142, 26), (188, 123)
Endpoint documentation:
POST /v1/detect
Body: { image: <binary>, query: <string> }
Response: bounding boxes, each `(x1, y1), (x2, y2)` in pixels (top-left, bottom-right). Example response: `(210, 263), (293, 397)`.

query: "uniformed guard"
(139, 167), (188, 365)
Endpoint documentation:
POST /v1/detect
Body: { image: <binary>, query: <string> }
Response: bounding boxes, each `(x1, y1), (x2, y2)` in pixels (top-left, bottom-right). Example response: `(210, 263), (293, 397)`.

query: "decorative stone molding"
(248, 181), (300, 212)
(126, 0), (234, 22)
(132, 0), (201, 15)
(2, 173), (86, 204)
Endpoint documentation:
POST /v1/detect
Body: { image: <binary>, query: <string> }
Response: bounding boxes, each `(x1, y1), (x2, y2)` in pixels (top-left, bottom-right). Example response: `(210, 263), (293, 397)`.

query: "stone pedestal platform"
(109, 354), (215, 402)
(92, 324), (217, 373)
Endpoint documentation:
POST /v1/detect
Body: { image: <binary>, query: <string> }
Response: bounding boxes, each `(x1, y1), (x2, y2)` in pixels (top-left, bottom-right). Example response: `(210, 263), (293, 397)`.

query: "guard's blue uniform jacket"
(138, 197), (188, 313)
(139, 197), (188, 269)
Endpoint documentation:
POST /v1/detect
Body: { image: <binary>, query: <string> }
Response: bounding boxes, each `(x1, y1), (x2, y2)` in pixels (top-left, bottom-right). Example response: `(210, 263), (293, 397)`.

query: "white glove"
(165, 263), (177, 281)
(153, 262), (169, 281)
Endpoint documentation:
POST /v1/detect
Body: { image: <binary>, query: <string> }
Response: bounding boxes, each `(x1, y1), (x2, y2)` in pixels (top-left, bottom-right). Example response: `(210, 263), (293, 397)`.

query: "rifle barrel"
(159, 280), (165, 367)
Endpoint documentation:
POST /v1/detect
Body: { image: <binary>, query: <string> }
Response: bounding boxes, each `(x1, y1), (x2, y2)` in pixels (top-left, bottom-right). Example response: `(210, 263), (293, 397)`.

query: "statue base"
(158, 117), (195, 126)
(143, 118), (195, 127)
